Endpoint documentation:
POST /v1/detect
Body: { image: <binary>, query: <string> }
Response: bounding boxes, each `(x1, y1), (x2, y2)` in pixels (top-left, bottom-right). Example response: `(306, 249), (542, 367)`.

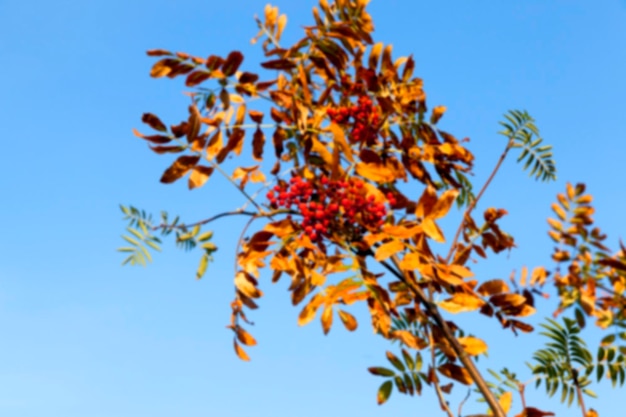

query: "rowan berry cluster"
(326, 95), (380, 145)
(266, 175), (390, 242)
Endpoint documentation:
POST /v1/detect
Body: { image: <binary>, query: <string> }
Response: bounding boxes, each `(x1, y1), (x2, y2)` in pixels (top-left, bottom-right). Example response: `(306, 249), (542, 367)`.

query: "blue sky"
(1, 1), (625, 416)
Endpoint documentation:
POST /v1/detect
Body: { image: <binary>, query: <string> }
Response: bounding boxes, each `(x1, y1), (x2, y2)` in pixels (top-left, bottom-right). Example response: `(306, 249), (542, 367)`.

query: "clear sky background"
(1, 1), (625, 416)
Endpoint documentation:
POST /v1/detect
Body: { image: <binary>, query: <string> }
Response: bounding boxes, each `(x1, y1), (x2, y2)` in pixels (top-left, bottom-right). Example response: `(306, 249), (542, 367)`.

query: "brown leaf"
(234, 340), (250, 361)
(437, 363), (473, 385)
(249, 110), (264, 124)
(150, 58), (179, 78)
(132, 128), (171, 144)
(261, 58), (296, 70)
(338, 310), (357, 331)
(489, 293), (527, 308)
(476, 279), (510, 296)
(515, 407), (555, 417)
(188, 165), (214, 189)
(239, 72), (259, 84)
(222, 51), (244, 76)
(141, 113), (167, 132)
(160, 155), (200, 184)
(235, 327), (257, 346)
(186, 70), (211, 87)
(147, 49), (172, 56)
(187, 105), (201, 143)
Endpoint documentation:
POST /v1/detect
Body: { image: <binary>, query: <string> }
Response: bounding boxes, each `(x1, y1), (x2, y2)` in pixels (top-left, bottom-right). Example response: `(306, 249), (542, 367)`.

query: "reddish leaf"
(438, 363), (473, 385)
(160, 155), (200, 184)
(235, 326), (257, 346)
(222, 51), (244, 76)
(186, 70), (211, 87)
(338, 310), (357, 331)
(239, 72), (259, 84)
(252, 128), (265, 161)
(515, 407), (555, 417)
(149, 145), (185, 154)
(146, 49), (172, 56)
(261, 59), (297, 70)
(141, 113), (167, 132)
(132, 129), (171, 144)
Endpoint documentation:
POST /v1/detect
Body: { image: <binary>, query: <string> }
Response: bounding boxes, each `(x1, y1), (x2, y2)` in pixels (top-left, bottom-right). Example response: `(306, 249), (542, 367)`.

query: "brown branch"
(151, 209), (259, 232)
(377, 256), (506, 417)
(458, 389), (472, 417)
(445, 138), (514, 264)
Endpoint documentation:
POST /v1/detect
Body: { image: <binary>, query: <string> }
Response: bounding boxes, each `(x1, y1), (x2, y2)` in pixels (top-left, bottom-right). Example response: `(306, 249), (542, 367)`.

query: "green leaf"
(368, 367), (395, 377)
(401, 349), (415, 371)
(387, 351), (405, 372)
(377, 380), (393, 405)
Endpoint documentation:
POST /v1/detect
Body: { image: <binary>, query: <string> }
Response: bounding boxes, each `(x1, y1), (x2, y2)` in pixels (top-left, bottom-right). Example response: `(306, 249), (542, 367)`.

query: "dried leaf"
(141, 113), (168, 132)
(188, 165), (214, 189)
(429, 189), (458, 219)
(439, 293), (485, 313)
(476, 279), (509, 296)
(338, 310), (357, 331)
(321, 305), (333, 334)
(160, 155), (200, 184)
(235, 327), (257, 346)
(234, 340), (250, 361)
(438, 363), (473, 385)
(222, 51), (244, 76)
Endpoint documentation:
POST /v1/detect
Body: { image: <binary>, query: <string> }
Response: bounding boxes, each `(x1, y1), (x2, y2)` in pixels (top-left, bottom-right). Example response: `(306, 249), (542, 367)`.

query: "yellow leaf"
(355, 162), (395, 183)
(458, 336), (488, 356)
(188, 165), (214, 189)
(439, 293), (485, 313)
(499, 391), (513, 414)
(399, 252), (420, 271)
(375, 240), (404, 261)
(311, 270), (326, 286)
(585, 408), (598, 417)
(421, 218), (445, 243)
(338, 310), (357, 331)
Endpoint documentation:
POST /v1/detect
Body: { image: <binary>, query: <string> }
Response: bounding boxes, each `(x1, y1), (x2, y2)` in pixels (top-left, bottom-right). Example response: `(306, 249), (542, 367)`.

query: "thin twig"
(444, 138), (515, 264)
(151, 209), (258, 232)
(426, 327), (455, 417)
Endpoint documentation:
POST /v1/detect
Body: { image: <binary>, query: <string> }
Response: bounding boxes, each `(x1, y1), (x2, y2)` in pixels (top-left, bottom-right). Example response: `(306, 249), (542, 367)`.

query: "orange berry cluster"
(266, 175), (389, 242)
(326, 95), (380, 145)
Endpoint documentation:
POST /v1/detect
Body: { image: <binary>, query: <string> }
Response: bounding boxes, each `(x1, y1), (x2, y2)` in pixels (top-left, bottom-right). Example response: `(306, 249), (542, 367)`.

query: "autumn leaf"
(428, 189), (458, 220)
(375, 240), (404, 261)
(235, 326), (257, 346)
(338, 310), (357, 331)
(188, 165), (214, 189)
(377, 380), (393, 405)
(476, 279), (510, 296)
(438, 363), (473, 385)
(234, 271), (262, 299)
(321, 305), (333, 334)
(141, 113), (168, 132)
(160, 155), (200, 184)
(421, 218), (445, 243)
(458, 336), (488, 356)
(439, 293), (485, 313)
(234, 340), (250, 361)
(499, 391), (513, 414)
(298, 294), (323, 326)
(515, 407), (555, 417)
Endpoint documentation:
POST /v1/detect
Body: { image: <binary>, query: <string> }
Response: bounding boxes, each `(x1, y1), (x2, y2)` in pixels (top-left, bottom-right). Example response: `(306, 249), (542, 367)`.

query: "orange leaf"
(415, 186), (437, 218)
(458, 336), (488, 356)
(298, 294), (323, 326)
(586, 409), (598, 417)
(338, 310), (357, 331)
(392, 330), (427, 350)
(160, 155), (200, 184)
(430, 105), (447, 125)
(399, 252), (420, 271)
(439, 293), (485, 313)
(234, 340), (250, 361)
(234, 272), (262, 299)
(438, 363), (473, 385)
(421, 218), (445, 243)
(375, 240), (404, 261)
(235, 327), (257, 346)
(188, 165), (214, 189)
(321, 305), (333, 334)
(489, 293), (526, 308)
